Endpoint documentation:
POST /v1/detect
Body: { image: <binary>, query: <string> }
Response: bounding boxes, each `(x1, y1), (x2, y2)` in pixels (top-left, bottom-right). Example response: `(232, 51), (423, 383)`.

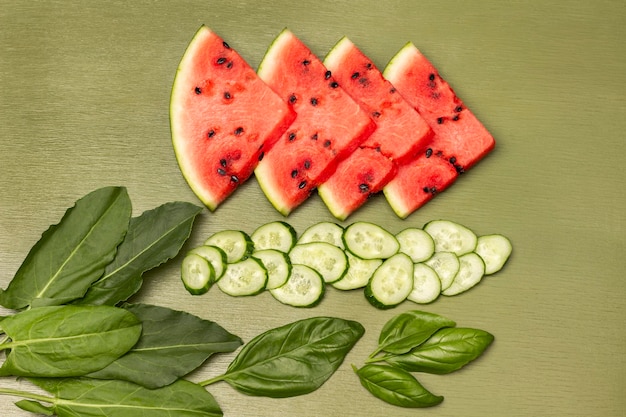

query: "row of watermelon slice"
(170, 26), (495, 219)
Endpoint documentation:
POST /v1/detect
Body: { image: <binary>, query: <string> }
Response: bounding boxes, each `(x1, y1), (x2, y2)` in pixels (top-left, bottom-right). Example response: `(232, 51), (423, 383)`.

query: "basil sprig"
(355, 310), (494, 408)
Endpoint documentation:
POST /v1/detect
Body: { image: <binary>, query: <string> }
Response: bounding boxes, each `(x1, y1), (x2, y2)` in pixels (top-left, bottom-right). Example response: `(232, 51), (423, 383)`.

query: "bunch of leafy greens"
(0, 186), (365, 416)
(353, 310), (494, 408)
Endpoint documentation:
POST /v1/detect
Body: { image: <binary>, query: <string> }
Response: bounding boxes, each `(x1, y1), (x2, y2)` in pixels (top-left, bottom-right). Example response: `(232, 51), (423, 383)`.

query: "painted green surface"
(1, 1), (624, 416)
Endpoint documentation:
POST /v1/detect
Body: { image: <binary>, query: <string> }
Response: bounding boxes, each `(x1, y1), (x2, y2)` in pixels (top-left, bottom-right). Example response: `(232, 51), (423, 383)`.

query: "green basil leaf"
(355, 363), (443, 408)
(88, 303), (242, 389)
(213, 316), (364, 398)
(0, 186), (131, 309)
(27, 377), (223, 417)
(0, 305), (141, 377)
(376, 310), (456, 355)
(385, 327), (495, 374)
(76, 201), (203, 306)
(15, 400), (55, 415)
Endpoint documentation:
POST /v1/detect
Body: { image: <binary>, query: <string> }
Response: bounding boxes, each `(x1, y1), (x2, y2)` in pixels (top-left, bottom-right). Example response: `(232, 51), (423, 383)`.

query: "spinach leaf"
(385, 327), (495, 374)
(375, 310), (456, 356)
(0, 186), (131, 309)
(203, 316), (364, 398)
(20, 377), (223, 417)
(355, 363), (443, 408)
(88, 303), (242, 389)
(76, 201), (203, 306)
(0, 305), (141, 377)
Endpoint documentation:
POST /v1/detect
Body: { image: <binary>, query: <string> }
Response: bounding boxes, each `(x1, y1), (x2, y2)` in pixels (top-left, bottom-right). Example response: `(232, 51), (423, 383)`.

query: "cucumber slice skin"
(475, 234), (513, 275)
(396, 227), (435, 263)
(289, 242), (348, 284)
(251, 221), (297, 253)
(424, 251), (460, 291)
(298, 221), (345, 249)
(217, 257), (268, 297)
(424, 220), (478, 256)
(343, 222), (400, 260)
(188, 245), (227, 280)
(270, 264), (325, 308)
(332, 252), (382, 291)
(407, 263), (441, 304)
(181, 253), (215, 295)
(205, 230), (254, 263)
(253, 249), (292, 290)
(442, 252), (485, 296)
(365, 253), (414, 309)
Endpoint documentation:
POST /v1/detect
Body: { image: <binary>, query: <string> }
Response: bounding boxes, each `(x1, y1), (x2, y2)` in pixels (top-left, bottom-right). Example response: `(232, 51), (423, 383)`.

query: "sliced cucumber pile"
(180, 219), (512, 309)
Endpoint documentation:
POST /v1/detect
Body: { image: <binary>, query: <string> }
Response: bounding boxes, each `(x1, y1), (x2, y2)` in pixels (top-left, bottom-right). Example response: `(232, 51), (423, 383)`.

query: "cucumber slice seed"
(332, 252), (382, 291)
(253, 249), (292, 290)
(217, 257), (267, 296)
(343, 221), (399, 260)
(442, 252), (485, 296)
(396, 227), (435, 263)
(188, 245), (227, 279)
(298, 221), (345, 249)
(407, 263), (441, 304)
(424, 220), (477, 256)
(251, 221), (297, 253)
(181, 253), (215, 295)
(270, 264), (325, 307)
(424, 251), (460, 291)
(365, 253), (414, 309)
(475, 234), (513, 275)
(205, 229), (254, 263)
(289, 242), (348, 283)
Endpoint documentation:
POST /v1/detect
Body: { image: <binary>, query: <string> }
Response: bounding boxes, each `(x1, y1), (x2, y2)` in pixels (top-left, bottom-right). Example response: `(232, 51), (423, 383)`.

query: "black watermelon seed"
(323, 140), (331, 147)
(351, 72), (360, 79)
(311, 133), (318, 140)
(230, 175), (239, 183)
(304, 159), (311, 169)
(289, 94), (297, 104)
(234, 127), (244, 136)
(226, 61), (233, 69)
(302, 59), (311, 66)
(425, 148), (433, 158)
(216, 57), (227, 65)
(429, 73), (435, 81)
(194, 87), (202, 94)
(298, 181), (307, 189)
(423, 186), (430, 193)
(223, 41), (230, 49)
(291, 169), (298, 178)
(359, 183), (370, 193)
(220, 158), (227, 167)
(436, 117), (444, 124)
(329, 81), (339, 88)
(366, 62), (372, 69)
(217, 168), (226, 176)
(452, 114), (460, 121)
(449, 157), (457, 164)
(288, 132), (296, 141)
(430, 187), (437, 194)
(207, 130), (216, 138)
(325, 70), (332, 79)
(372, 111), (381, 118)
(455, 105), (463, 112)
(258, 151), (264, 161)
(310, 97), (318, 106)
(224, 92), (231, 100)
(390, 87), (396, 94)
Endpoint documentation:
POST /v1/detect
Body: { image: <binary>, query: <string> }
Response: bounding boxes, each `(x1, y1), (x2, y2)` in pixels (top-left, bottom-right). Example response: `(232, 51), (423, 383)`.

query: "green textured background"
(1, 1), (624, 416)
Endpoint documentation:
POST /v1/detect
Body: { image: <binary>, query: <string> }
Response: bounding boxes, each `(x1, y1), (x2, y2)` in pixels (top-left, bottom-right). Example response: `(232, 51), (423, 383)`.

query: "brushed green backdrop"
(1, 1), (624, 416)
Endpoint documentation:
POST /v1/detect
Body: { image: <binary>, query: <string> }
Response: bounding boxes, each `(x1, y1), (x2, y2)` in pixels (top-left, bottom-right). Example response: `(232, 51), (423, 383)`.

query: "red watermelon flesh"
(382, 42), (496, 218)
(170, 26), (296, 210)
(318, 37), (433, 219)
(255, 29), (377, 215)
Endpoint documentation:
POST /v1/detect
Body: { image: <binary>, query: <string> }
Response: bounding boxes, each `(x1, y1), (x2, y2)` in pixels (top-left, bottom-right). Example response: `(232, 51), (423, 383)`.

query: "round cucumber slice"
(270, 264), (325, 307)
(365, 253), (414, 309)
(407, 263), (441, 304)
(474, 234), (513, 275)
(298, 221), (345, 249)
(205, 229), (254, 263)
(217, 257), (267, 296)
(251, 221), (297, 253)
(332, 251), (382, 291)
(424, 251), (460, 291)
(253, 249), (292, 290)
(424, 220), (477, 256)
(396, 227), (435, 263)
(442, 252), (485, 296)
(188, 245), (227, 280)
(343, 222), (399, 260)
(289, 242), (348, 283)
(181, 253), (215, 295)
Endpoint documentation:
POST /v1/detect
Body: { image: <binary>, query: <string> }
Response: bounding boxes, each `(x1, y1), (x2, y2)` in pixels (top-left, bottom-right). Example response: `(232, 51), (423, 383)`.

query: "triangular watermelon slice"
(170, 26), (296, 210)
(383, 42), (496, 218)
(254, 29), (376, 216)
(317, 37), (433, 220)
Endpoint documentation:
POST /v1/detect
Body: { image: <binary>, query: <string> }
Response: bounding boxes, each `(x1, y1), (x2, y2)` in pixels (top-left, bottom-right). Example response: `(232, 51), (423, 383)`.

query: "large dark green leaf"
(0, 186), (131, 309)
(76, 202), (202, 306)
(0, 305), (141, 377)
(385, 327), (495, 374)
(22, 377), (223, 417)
(88, 303), (242, 388)
(375, 310), (456, 356)
(205, 316), (364, 398)
(355, 363), (443, 408)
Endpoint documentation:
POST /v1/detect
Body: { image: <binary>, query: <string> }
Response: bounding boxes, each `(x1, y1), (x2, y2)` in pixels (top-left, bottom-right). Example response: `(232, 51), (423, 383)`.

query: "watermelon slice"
(317, 37), (433, 220)
(170, 26), (296, 210)
(254, 29), (377, 215)
(383, 42), (496, 218)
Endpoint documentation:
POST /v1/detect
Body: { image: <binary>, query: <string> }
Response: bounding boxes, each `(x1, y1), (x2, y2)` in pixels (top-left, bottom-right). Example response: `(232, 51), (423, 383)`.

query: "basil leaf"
(15, 400), (54, 415)
(0, 186), (131, 309)
(76, 201), (203, 306)
(88, 303), (242, 389)
(0, 305), (141, 377)
(376, 310), (456, 355)
(210, 316), (364, 398)
(385, 327), (495, 374)
(355, 363), (443, 408)
(26, 377), (223, 417)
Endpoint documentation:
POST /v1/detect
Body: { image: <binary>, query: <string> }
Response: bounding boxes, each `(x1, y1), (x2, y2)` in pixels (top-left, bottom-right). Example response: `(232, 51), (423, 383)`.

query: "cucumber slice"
(298, 221), (345, 249)
(251, 221), (297, 253)
(396, 227), (435, 263)
(424, 251), (460, 291)
(365, 253), (414, 309)
(332, 251), (383, 291)
(181, 253), (215, 295)
(475, 234), (513, 275)
(442, 252), (485, 296)
(407, 263), (441, 304)
(188, 245), (227, 280)
(205, 229), (254, 263)
(270, 264), (325, 307)
(343, 222), (399, 260)
(289, 242), (348, 283)
(424, 220), (477, 256)
(253, 249), (292, 290)
(217, 257), (267, 296)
